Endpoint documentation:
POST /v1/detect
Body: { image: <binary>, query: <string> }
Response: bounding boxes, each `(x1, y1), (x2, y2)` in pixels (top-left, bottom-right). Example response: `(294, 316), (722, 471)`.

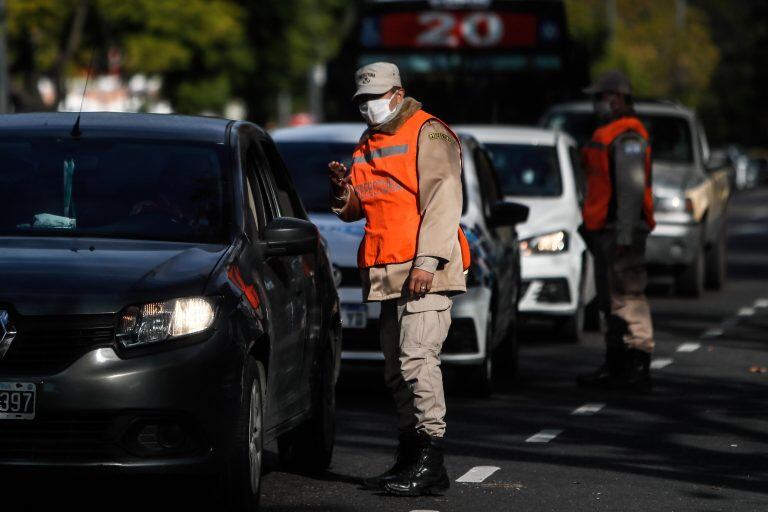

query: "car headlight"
(117, 297), (217, 348)
(520, 230), (569, 256)
(655, 195), (694, 214)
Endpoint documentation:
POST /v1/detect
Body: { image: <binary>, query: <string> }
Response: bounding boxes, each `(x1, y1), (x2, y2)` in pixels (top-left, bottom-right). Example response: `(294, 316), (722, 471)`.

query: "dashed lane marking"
(650, 358), (674, 370)
(701, 328), (724, 339)
(677, 342), (701, 353)
(738, 307), (756, 317)
(755, 299), (768, 309)
(526, 430), (563, 443)
(571, 403), (606, 416)
(456, 466), (501, 483)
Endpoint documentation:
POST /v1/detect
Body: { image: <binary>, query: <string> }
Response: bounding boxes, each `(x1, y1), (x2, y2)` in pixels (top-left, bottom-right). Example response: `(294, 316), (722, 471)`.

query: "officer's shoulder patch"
(622, 140), (644, 155)
(428, 131), (454, 144)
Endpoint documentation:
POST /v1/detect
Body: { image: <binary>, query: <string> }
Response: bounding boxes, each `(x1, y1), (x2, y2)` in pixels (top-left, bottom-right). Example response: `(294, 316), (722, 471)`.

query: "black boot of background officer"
(382, 432), (450, 496)
(362, 429), (419, 490)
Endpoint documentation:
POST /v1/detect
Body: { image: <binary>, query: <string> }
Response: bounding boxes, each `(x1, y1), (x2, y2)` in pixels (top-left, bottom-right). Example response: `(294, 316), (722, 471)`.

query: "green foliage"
(565, 0), (719, 108)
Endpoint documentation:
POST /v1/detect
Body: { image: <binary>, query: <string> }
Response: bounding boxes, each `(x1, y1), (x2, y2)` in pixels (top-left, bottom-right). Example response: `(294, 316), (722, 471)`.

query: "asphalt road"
(6, 188), (767, 512)
(257, 187), (768, 512)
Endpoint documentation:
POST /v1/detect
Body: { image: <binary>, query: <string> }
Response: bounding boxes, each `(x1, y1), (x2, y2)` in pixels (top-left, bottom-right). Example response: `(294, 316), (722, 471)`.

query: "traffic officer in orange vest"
(328, 62), (468, 496)
(577, 70), (656, 391)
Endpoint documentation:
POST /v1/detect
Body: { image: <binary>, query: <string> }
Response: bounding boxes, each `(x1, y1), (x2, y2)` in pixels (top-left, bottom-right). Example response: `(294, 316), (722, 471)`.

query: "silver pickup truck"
(541, 101), (731, 297)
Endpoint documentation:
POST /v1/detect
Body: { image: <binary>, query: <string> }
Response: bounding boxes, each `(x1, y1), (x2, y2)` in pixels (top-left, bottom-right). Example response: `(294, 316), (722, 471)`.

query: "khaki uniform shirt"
(332, 98), (467, 301)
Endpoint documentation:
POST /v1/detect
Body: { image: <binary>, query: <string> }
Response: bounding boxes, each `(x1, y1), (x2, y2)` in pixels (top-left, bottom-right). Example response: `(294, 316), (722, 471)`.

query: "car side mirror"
(487, 201), (529, 228)
(706, 153), (729, 173)
(260, 217), (318, 257)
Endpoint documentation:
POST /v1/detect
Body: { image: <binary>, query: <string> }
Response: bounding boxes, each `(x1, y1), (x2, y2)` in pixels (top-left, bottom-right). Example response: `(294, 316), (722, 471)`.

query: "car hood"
(309, 213), (365, 268)
(652, 161), (701, 194)
(0, 237), (228, 316)
(506, 196), (578, 240)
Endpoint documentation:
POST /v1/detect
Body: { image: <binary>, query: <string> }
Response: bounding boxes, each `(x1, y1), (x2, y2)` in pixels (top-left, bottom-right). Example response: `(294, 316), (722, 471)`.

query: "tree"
(6, 0), (253, 114)
(564, 0), (719, 109)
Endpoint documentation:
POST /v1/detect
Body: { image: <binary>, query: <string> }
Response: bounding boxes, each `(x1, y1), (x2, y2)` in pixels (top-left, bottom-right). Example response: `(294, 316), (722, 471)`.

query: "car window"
(0, 137), (228, 242)
(276, 141), (355, 213)
(241, 142), (267, 237)
(473, 146), (503, 218)
(260, 138), (307, 219)
(545, 111), (694, 164)
(486, 143), (563, 197)
(568, 145), (586, 203)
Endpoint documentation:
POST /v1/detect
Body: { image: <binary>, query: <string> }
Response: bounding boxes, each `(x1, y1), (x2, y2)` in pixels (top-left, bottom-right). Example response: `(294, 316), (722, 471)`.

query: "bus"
(325, 0), (587, 125)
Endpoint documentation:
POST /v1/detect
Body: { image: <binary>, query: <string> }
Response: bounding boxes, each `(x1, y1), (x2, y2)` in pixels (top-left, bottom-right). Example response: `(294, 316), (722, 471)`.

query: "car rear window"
(0, 137), (228, 242)
(276, 141), (356, 213)
(544, 111), (694, 164)
(485, 143), (562, 197)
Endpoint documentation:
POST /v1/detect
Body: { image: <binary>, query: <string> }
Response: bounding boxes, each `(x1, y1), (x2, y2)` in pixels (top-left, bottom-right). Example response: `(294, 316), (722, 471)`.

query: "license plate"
(341, 303), (368, 329)
(0, 382), (36, 420)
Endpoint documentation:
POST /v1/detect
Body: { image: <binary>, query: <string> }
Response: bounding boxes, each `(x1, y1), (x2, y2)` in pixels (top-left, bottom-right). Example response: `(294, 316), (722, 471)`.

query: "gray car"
(541, 101), (731, 297)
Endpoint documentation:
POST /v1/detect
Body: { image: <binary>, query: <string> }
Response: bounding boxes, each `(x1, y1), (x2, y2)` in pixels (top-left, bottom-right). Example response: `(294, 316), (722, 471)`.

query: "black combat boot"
(577, 344), (625, 388)
(382, 432), (450, 496)
(362, 430), (419, 490)
(622, 348), (652, 392)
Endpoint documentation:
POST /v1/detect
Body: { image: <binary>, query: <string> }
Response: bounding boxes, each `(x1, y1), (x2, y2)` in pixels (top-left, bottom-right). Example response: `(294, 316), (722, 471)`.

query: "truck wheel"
(278, 339), (335, 473)
(558, 302), (584, 342)
(705, 231), (727, 290)
(675, 247), (705, 297)
(583, 298), (602, 332)
(218, 358), (264, 512)
(467, 355), (493, 398)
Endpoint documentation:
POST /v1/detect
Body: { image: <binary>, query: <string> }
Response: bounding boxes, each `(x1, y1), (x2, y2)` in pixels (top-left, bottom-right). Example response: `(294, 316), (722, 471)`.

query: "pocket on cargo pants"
(400, 294), (452, 353)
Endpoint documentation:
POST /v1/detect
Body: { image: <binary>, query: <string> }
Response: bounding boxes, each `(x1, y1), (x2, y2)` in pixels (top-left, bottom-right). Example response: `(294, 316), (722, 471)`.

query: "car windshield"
(276, 141), (356, 213)
(485, 143), (562, 197)
(544, 111), (694, 164)
(0, 137), (228, 242)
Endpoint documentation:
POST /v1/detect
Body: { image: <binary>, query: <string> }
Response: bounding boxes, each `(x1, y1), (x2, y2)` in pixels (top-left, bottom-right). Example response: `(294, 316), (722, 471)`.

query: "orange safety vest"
(350, 109), (471, 270)
(581, 116), (656, 231)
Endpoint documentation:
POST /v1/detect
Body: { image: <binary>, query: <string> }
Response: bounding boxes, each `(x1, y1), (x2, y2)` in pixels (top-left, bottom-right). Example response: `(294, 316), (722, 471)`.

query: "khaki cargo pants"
(589, 230), (654, 353)
(379, 293), (452, 438)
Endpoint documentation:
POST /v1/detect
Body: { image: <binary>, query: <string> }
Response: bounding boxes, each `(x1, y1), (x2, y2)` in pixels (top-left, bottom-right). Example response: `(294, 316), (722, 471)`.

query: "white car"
(457, 126), (597, 340)
(273, 123), (527, 395)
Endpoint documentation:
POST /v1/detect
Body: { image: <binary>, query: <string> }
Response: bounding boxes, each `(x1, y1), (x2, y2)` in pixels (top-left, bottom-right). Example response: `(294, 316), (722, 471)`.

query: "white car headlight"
(117, 297), (217, 348)
(520, 230), (569, 256)
(655, 195), (693, 214)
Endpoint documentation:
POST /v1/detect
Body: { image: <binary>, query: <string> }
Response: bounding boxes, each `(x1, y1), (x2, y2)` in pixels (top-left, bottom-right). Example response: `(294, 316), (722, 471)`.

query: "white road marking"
(571, 403), (606, 416)
(650, 358), (674, 369)
(456, 466), (501, 483)
(755, 299), (768, 309)
(701, 328), (724, 339)
(677, 342), (701, 353)
(526, 429), (563, 443)
(738, 307), (755, 317)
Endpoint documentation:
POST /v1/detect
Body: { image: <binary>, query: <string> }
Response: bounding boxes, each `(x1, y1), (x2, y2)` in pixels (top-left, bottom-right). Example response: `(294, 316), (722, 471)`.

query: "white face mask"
(359, 96), (400, 126)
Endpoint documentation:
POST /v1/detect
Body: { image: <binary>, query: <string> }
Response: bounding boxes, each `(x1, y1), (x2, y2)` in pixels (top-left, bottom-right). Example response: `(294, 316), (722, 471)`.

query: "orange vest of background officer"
(581, 116), (656, 231)
(350, 108), (471, 271)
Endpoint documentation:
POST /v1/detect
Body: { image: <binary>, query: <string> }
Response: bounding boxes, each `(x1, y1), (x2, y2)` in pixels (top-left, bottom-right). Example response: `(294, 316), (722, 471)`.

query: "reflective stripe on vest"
(581, 116), (656, 231)
(350, 109), (471, 270)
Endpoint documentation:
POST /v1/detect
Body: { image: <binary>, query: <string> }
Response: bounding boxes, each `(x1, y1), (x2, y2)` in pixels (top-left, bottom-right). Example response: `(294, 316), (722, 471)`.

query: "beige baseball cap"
(353, 62), (402, 99)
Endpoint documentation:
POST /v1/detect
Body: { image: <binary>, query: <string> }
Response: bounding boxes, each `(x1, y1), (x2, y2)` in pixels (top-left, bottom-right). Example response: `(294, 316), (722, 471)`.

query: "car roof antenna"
(70, 49), (95, 138)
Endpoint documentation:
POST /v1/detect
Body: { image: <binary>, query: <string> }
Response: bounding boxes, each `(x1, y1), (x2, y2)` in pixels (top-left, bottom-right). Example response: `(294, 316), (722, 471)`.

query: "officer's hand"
(408, 268), (434, 298)
(328, 161), (350, 196)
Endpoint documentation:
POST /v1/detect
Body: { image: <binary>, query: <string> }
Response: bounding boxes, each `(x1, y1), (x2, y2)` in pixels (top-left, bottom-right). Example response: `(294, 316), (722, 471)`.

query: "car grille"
(0, 314), (115, 375)
(342, 318), (478, 355)
(0, 414), (116, 462)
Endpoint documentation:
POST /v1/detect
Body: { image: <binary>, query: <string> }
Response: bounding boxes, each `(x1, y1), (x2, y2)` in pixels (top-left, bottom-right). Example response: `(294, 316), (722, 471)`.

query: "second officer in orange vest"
(577, 70), (656, 391)
(329, 62), (468, 496)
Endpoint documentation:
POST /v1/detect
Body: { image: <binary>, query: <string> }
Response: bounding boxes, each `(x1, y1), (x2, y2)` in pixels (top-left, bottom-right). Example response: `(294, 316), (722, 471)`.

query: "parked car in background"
(456, 126), (597, 341)
(0, 113), (341, 511)
(542, 101), (732, 297)
(273, 124), (528, 396)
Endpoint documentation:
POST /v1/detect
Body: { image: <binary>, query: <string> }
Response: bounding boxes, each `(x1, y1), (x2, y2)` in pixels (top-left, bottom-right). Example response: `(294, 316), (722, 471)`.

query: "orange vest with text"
(581, 116), (656, 231)
(350, 109), (471, 270)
